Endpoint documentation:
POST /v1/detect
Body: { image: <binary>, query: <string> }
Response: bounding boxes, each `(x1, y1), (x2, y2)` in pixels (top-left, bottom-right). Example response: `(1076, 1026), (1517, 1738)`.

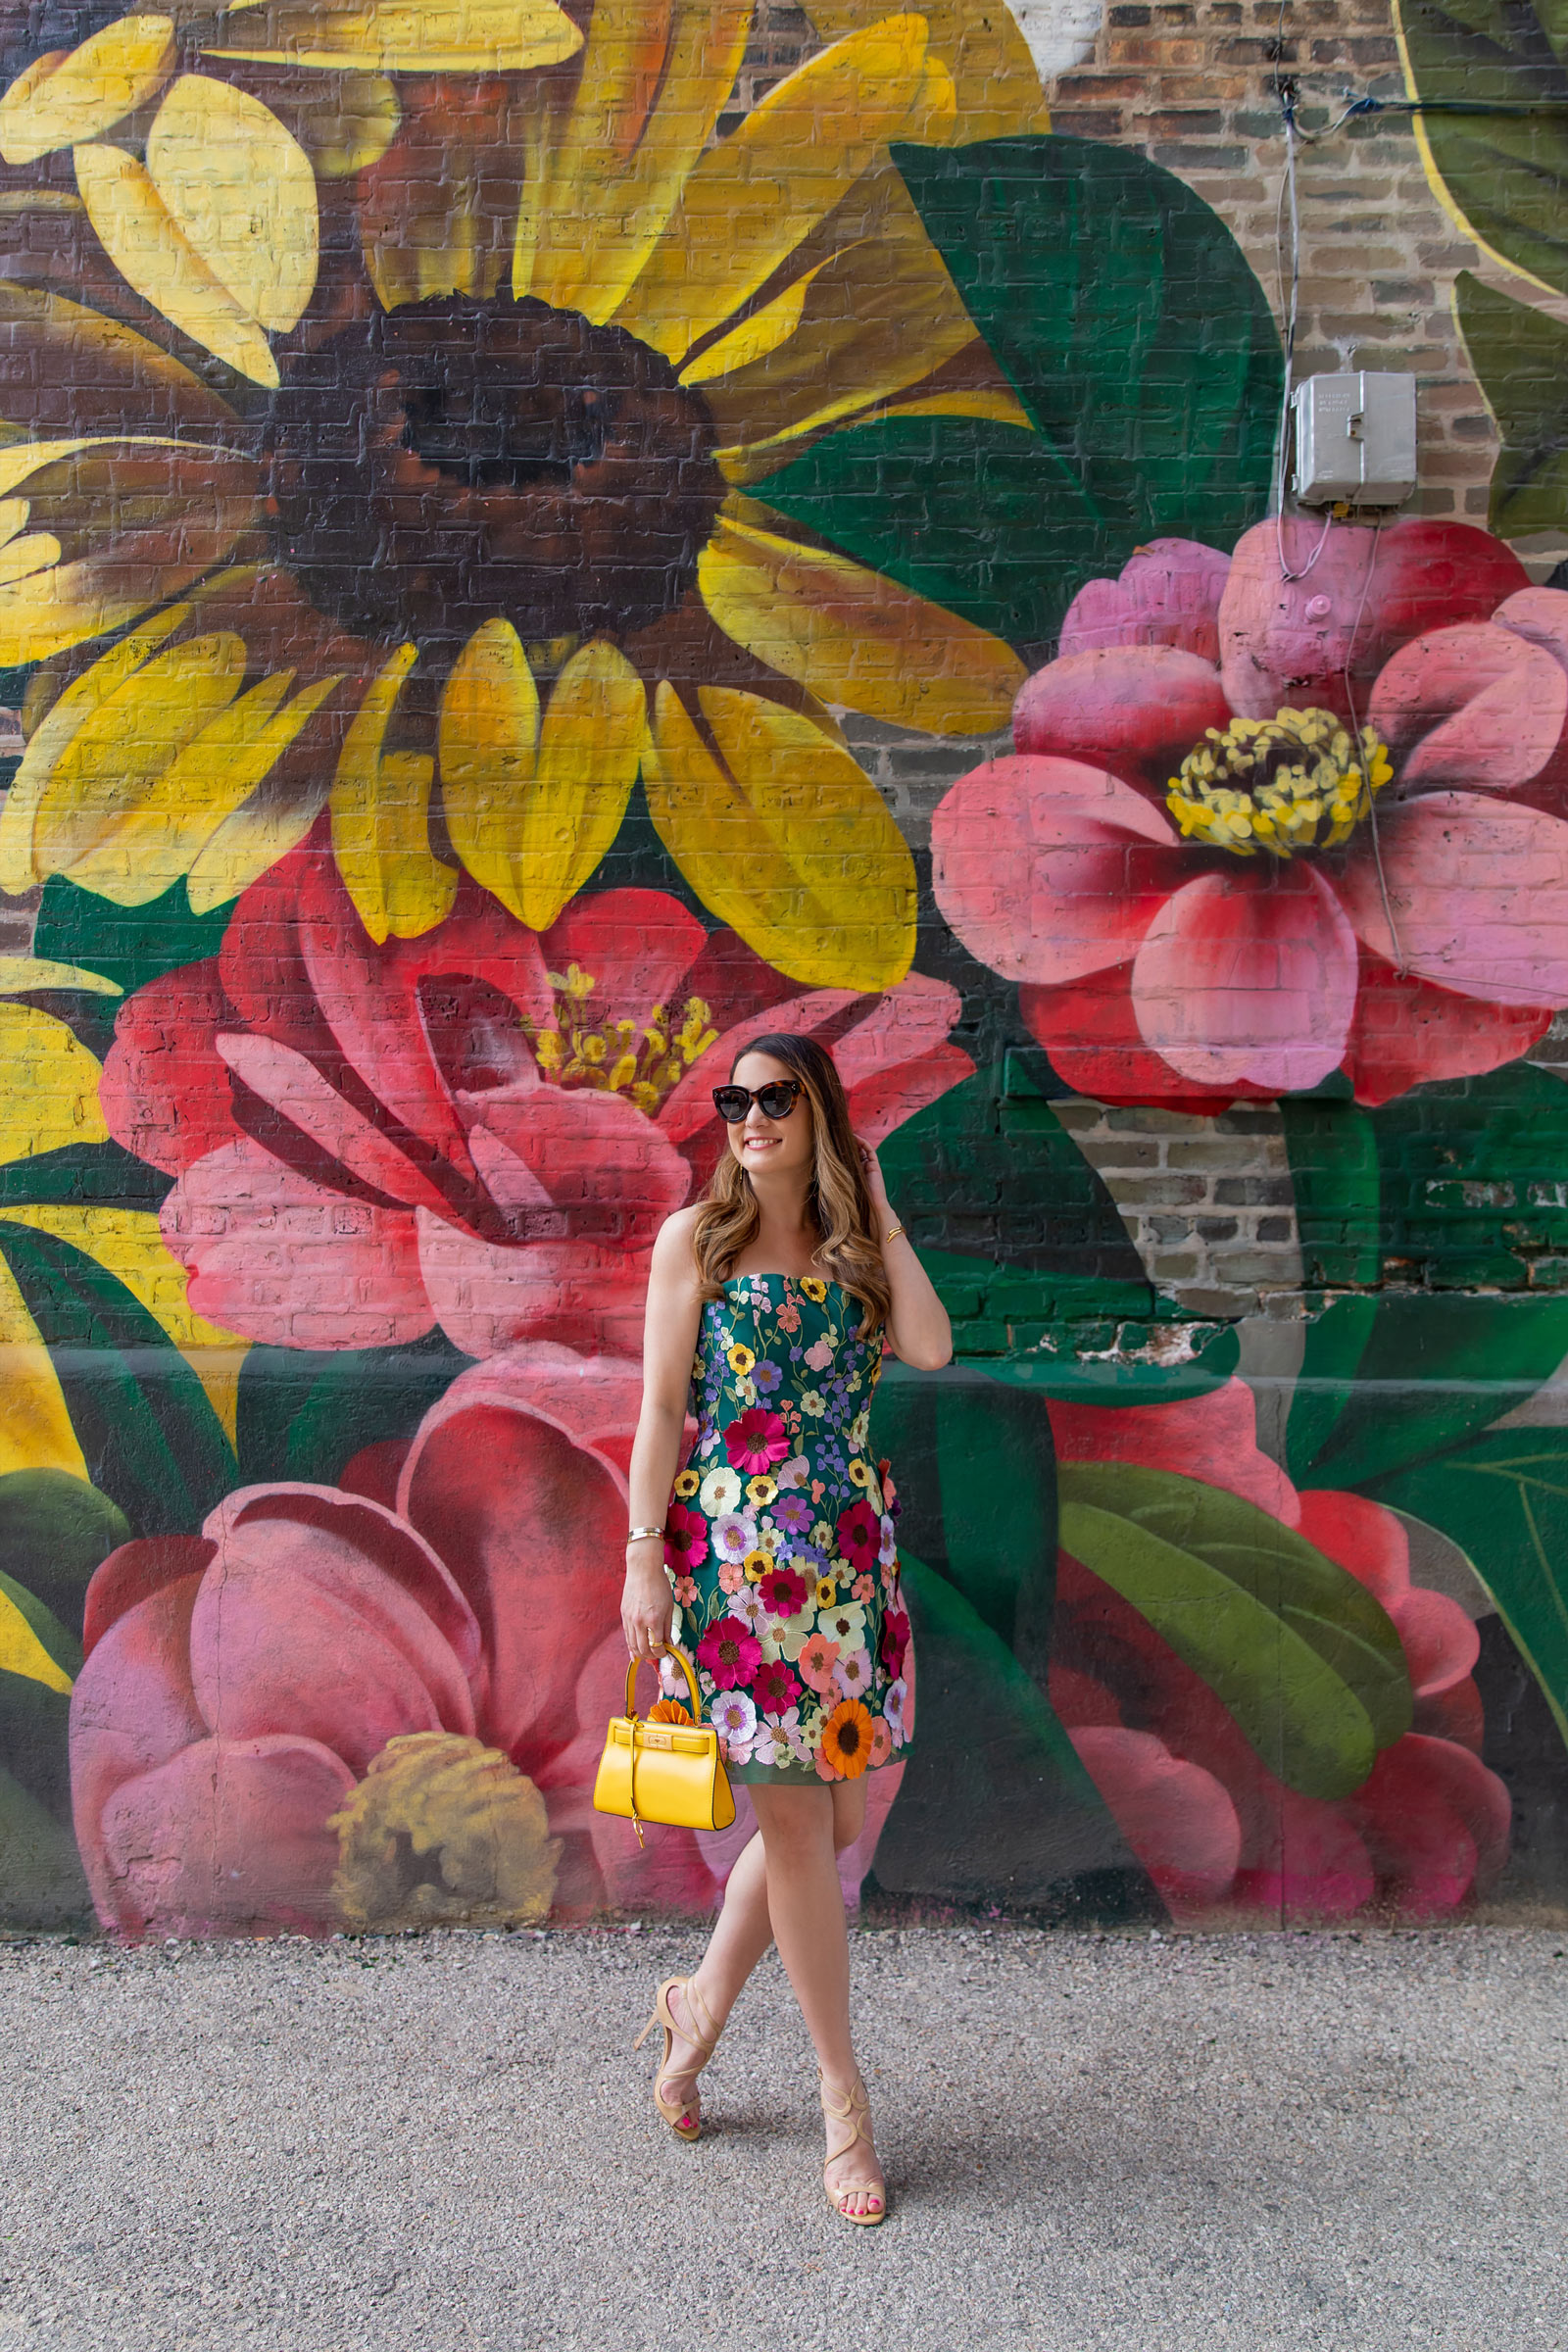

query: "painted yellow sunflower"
(0, 0), (1040, 986)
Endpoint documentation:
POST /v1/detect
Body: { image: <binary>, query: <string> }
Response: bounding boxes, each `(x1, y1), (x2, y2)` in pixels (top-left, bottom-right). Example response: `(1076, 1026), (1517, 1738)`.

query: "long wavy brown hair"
(692, 1033), (892, 1337)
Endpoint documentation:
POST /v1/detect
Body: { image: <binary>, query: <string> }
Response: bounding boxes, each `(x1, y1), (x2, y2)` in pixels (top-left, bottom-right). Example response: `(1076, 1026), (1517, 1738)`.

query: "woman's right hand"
(621, 1539), (674, 1662)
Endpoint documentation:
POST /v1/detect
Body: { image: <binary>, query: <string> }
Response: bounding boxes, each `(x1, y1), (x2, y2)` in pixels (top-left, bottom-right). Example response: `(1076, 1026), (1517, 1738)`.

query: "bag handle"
(623, 1642), (703, 1724)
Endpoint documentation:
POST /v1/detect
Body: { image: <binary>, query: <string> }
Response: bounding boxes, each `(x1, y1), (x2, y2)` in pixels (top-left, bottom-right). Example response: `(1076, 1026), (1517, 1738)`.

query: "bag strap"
(622, 1643), (703, 1723)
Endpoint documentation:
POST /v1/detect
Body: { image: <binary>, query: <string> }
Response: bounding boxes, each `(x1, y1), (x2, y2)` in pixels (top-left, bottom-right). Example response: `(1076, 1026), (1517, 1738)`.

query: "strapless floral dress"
(662, 1273), (913, 1784)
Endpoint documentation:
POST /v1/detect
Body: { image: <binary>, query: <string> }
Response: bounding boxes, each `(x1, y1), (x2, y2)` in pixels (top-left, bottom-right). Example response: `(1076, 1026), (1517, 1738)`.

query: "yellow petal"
(145, 74), (318, 334)
(870, 385), (1034, 429)
(62, 668), (343, 906)
(0, 529), (60, 588)
(519, 640), (646, 928)
(0, 1251), (84, 1480)
(613, 13), (934, 362)
(0, 956), (122, 997)
(642, 679), (914, 987)
(0, 1004), (108, 1164)
(270, 69), (401, 175)
(700, 514), (1024, 734)
(808, 0), (1051, 141)
(32, 633), (248, 883)
(185, 781), (332, 914)
(678, 259), (828, 387)
(438, 617), (540, 911)
(0, 436), (263, 672)
(210, 0), (584, 71)
(332, 646), (458, 945)
(0, 276), (242, 441)
(0, 1204), (246, 1446)
(0, 601), (191, 891)
(0, 14), (175, 167)
(74, 142), (280, 386)
(0, 1575), (73, 1693)
(518, 0), (752, 322)
(361, 77), (524, 308)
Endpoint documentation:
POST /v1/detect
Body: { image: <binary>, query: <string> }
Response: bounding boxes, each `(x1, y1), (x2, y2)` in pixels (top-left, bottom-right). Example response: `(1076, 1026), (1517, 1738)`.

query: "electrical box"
(1291, 371), (1417, 509)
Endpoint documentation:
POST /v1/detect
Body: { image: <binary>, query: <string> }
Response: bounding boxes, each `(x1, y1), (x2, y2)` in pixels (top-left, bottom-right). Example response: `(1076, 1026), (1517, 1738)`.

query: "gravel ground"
(0, 1922), (1562, 2352)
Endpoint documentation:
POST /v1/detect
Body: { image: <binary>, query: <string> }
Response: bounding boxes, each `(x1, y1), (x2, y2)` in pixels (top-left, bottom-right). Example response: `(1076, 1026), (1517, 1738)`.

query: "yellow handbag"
(593, 1646), (735, 1842)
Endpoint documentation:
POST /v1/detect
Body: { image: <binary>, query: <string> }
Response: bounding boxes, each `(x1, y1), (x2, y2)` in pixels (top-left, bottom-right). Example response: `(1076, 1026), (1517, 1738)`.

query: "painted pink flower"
(933, 520), (1568, 1108)
(724, 1406), (790, 1474)
(798, 1631), (841, 1694)
(663, 1502), (708, 1575)
(1048, 1378), (1509, 1924)
(835, 1496), (880, 1574)
(103, 830), (972, 1355)
(696, 1615), (761, 1690)
(69, 1348), (742, 1936)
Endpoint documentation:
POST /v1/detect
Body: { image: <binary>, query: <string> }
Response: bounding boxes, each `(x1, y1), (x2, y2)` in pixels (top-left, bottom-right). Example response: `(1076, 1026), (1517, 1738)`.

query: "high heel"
(634, 1975), (720, 2143)
(820, 2074), (887, 2226)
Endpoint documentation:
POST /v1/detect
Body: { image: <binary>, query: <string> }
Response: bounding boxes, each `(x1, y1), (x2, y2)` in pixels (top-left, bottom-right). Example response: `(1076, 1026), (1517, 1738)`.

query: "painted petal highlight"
(930, 754), (1185, 986)
(808, 0), (1050, 143)
(1011, 645), (1232, 785)
(1340, 790), (1568, 1007)
(74, 142), (279, 386)
(643, 679), (915, 990)
(331, 646), (459, 945)
(614, 13), (934, 363)
(0, 14), (174, 165)
(1368, 621), (1567, 794)
(209, 0), (585, 70)
(146, 74), (318, 334)
(1131, 864), (1360, 1093)
(699, 515), (1023, 735)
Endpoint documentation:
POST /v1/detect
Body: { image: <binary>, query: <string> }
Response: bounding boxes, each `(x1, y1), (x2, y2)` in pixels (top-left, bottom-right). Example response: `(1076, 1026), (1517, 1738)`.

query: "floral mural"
(0, 0), (1562, 1939)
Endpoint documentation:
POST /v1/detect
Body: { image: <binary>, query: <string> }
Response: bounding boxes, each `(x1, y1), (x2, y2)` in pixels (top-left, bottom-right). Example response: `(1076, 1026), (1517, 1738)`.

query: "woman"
(620, 1033), (953, 2227)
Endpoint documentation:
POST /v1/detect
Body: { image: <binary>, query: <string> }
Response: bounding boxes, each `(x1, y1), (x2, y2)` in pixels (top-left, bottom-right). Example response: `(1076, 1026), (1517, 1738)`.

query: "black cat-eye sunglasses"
(711, 1079), (805, 1123)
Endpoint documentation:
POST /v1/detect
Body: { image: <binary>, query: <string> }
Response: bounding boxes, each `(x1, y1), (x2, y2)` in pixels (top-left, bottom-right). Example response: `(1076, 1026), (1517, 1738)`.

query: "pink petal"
(1391, 1589), (1480, 1701)
(1069, 1726), (1242, 1913)
(538, 889), (709, 1035)
(99, 960), (242, 1175)
(1369, 622), (1567, 793)
(216, 1033), (456, 1212)
(1131, 864), (1359, 1091)
(1011, 646), (1232, 785)
(1233, 1788), (1375, 1923)
(1494, 585), (1568, 678)
(1295, 1488), (1410, 1613)
(95, 1733), (354, 1936)
(1348, 1734), (1510, 1915)
(1340, 952), (1553, 1105)
(466, 1075), (691, 1233)
(416, 1217), (655, 1358)
(1049, 1375), (1300, 1523)
(396, 1358), (635, 1765)
(70, 1574), (207, 1930)
(1340, 791), (1568, 1005)
(81, 1535), (214, 1658)
(189, 1487), (479, 1771)
(162, 1139), (432, 1348)
(1057, 539), (1232, 662)
(1219, 518), (1529, 724)
(932, 756), (1184, 987)
(1019, 967), (1269, 1113)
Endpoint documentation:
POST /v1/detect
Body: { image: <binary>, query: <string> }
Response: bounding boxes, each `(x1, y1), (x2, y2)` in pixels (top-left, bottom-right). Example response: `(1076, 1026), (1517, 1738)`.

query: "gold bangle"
(626, 1525), (665, 1544)
(882, 1223), (906, 1247)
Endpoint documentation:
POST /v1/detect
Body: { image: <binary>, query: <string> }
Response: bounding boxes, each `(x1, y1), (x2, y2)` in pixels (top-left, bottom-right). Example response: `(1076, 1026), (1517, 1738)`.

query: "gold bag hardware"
(592, 1645), (735, 1843)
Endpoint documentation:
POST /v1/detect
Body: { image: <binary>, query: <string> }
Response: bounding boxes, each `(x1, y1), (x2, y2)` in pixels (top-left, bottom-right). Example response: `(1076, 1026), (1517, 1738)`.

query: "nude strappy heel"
(635, 1975), (720, 2143)
(820, 2074), (887, 2226)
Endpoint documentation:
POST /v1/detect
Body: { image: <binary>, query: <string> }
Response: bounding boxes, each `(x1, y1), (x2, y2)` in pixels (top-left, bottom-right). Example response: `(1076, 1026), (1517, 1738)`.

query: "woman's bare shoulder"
(651, 1203), (705, 1272)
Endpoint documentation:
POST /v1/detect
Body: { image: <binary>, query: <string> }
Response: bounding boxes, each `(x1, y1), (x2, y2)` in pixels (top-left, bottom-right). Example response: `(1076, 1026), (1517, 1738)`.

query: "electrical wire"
(1341, 516), (1404, 972)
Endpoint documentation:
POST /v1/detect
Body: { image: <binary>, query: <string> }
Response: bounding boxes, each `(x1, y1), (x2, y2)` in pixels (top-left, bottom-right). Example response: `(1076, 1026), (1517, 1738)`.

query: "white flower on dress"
(750, 1719), (783, 1769)
(700, 1466), (743, 1517)
(735, 1377), (758, 1406)
(712, 1511), (758, 1562)
(833, 1646), (875, 1700)
(710, 1690), (758, 1763)
(878, 1513), (898, 1569)
(801, 1390), (825, 1419)
(699, 1429), (719, 1458)
(776, 1454), (810, 1491)
(770, 1599), (818, 1661)
(884, 1677), (908, 1745)
(817, 1600), (867, 1648)
(810, 1522), (834, 1552)
(731, 1586), (769, 1642)
(849, 1409), (871, 1451)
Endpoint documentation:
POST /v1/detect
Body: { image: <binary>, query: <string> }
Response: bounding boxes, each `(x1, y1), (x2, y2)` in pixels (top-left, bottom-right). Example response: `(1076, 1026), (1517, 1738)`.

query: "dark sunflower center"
(264, 293), (727, 658)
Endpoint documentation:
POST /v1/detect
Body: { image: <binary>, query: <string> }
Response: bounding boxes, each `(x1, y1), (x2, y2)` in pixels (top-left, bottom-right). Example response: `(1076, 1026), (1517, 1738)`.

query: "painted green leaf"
(755, 136), (1281, 653)
(0, 1222), (236, 1536)
(1057, 1463), (1412, 1796)
(0, 1142), (171, 1214)
(0, 1566), (81, 1686)
(32, 873), (229, 1000)
(0, 1763), (90, 1928)
(0, 1469), (129, 1642)
(1372, 1428), (1568, 1746)
(1280, 1097), (1381, 1289)
(0, 1673), (73, 1828)
(236, 1330), (473, 1488)
(933, 1379), (1058, 1663)
(1454, 269), (1568, 534)
(1375, 1061), (1568, 1287)
(1395, 0), (1568, 295)
(1286, 1293), (1380, 1488)
(865, 1551), (1159, 1918)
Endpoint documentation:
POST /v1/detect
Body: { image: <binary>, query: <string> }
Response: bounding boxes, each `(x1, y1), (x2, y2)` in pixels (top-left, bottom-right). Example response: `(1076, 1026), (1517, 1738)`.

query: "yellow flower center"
(524, 960), (718, 1112)
(1165, 707), (1394, 859)
(328, 1733), (560, 1932)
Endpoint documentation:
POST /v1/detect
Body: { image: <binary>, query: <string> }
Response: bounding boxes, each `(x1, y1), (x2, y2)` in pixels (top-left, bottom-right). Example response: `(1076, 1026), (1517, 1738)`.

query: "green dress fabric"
(662, 1273), (912, 1785)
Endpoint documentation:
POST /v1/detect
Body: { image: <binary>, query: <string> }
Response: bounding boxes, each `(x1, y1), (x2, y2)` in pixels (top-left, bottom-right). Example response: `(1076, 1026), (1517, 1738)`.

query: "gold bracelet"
(882, 1222), (906, 1247)
(626, 1525), (665, 1544)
